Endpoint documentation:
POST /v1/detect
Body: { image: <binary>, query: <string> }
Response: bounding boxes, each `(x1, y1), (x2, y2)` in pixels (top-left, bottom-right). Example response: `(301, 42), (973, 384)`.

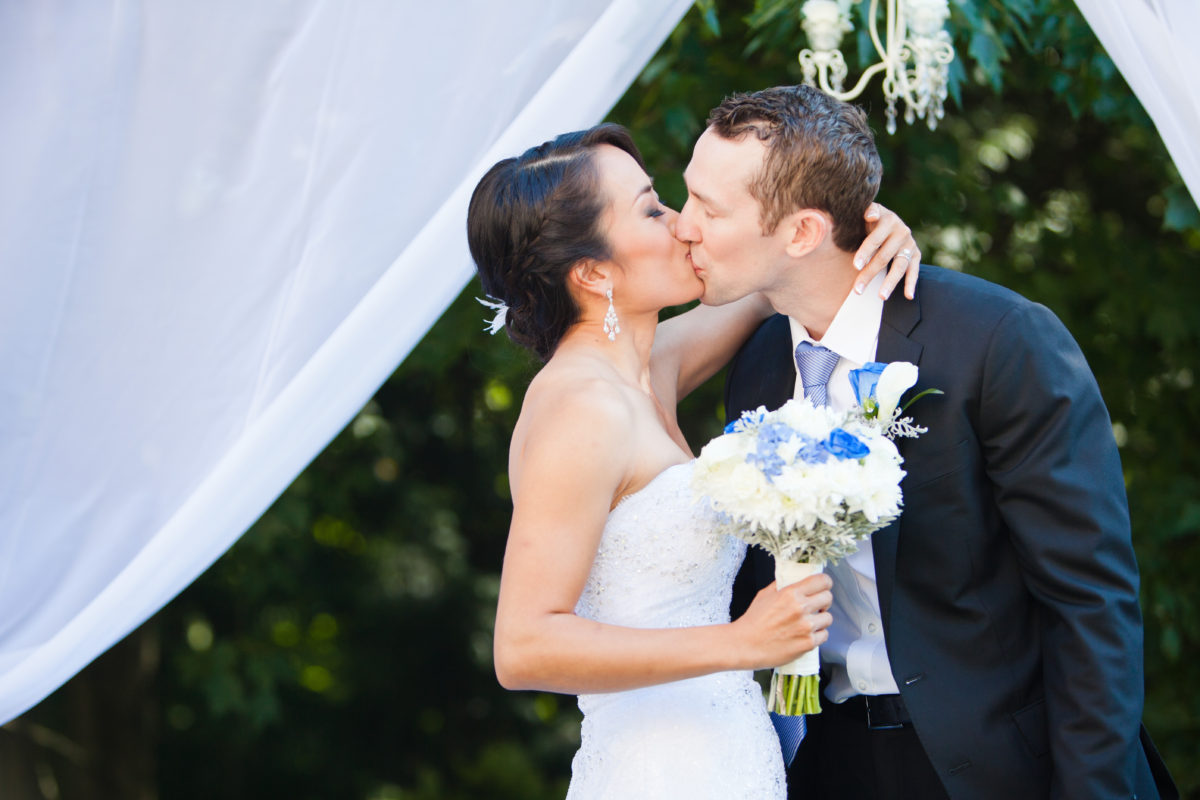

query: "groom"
(678, 85), (1176, 799)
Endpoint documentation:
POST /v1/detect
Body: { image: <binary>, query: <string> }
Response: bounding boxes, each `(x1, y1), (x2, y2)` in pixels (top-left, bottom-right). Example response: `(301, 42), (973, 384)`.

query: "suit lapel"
(871, 294), (923, 628)
(736, 314), (795, 416)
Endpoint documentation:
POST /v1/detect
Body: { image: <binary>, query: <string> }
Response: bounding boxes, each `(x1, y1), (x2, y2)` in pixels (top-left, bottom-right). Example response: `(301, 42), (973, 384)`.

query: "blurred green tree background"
(4, 1), (1197, 797)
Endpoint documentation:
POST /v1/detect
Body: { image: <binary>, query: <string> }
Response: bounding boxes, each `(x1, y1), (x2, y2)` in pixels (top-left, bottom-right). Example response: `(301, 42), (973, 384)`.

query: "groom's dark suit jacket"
(726, 266), (1176, 799)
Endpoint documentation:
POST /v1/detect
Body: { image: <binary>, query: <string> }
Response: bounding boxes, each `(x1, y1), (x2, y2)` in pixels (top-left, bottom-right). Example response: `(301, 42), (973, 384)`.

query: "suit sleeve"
(978, 302), (1143, 799)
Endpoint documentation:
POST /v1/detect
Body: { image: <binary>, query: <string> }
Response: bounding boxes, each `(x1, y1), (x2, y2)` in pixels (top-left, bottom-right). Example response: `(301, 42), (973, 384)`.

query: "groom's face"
(677, 128), (792, 306)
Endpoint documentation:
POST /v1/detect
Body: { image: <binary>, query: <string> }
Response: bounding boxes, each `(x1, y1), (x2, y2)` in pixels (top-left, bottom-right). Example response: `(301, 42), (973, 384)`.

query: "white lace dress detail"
(565, 462), (786, 800)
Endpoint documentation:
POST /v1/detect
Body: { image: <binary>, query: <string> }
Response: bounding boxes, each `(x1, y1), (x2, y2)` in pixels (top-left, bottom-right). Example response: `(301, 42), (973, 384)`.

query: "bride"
(467, 123), (919, 798)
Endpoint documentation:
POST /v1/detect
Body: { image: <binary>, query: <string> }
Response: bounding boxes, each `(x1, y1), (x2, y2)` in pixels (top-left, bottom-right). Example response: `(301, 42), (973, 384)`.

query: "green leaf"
(951, 0), (985, 30)
(946, 53), (968, 108)
(696, 0), (722, 37)
(1000, 0), (1036, 25)
(1163, 184), (1200, 232)
(900, 389), (945, 415)
(968, 30), (1006, 91)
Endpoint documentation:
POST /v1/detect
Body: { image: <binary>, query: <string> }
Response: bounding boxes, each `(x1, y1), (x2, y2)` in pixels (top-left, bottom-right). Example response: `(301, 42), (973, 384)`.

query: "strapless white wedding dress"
(565, 461), (786, 800)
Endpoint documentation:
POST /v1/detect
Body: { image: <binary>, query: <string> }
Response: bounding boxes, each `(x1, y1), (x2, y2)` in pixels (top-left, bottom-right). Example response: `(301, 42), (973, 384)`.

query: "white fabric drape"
(0, 0), (692, 725)
(1074, 0), (1200, 205)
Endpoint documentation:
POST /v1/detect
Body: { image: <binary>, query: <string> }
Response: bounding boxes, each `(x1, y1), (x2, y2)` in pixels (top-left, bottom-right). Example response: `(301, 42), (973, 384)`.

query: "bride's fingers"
(854, 204), (915, 297)
(798, 589), (833, 615)
(853, 204), (896, 275)
(867, 231), (917, 299)
(797, 613), (832, 650)
(880, 242), (921, 301)
(790, 594), (832, 628)
(904, 245), (921, 299)
(795, 573), (832, 593)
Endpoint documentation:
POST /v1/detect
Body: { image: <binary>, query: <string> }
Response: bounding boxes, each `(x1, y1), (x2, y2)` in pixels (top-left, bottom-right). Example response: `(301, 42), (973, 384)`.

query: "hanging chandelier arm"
(829, 60), (888, 101)
(866, 0), (888, 62)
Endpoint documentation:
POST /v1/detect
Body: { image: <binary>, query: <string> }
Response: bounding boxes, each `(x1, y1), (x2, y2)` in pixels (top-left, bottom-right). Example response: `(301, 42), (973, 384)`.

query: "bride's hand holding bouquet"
(728, 570), (834, 673)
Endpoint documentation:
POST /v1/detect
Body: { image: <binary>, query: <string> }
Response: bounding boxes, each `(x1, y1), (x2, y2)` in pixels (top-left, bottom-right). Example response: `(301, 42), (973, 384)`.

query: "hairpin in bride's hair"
(476, 296), (508, 335)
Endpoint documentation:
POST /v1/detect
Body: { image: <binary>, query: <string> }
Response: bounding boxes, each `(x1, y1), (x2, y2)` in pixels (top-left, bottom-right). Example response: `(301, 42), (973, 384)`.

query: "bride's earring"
(603, 288), (620, 341)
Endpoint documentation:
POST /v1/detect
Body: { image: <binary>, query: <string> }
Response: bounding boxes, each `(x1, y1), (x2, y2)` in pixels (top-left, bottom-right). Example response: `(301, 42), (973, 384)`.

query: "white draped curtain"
(2, 0), (1197, 729)
(0, 0), (692, 725)
(1073, 0), (1200, 205)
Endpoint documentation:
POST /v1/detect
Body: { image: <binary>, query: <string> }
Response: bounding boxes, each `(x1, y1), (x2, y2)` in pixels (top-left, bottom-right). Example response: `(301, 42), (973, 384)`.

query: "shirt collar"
(788, 272), (885, 367)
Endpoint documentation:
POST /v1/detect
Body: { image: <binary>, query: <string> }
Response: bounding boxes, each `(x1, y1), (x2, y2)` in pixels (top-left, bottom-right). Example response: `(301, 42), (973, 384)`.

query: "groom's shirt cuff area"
(820, 566), (899, 701)
(788, 272), (900, 702)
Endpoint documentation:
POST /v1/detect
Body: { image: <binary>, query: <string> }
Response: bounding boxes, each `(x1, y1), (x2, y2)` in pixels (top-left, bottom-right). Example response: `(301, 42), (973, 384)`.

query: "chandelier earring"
(602, 288), (620, 342)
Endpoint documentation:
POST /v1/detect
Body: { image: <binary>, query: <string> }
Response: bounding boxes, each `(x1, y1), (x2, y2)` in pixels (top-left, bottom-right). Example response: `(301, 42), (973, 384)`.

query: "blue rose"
(824, 428), (870, 460)
(849, 361), (888, 407)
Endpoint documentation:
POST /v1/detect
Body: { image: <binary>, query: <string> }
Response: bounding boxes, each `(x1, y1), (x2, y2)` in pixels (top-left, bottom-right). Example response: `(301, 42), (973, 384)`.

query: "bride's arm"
(493, 380), (831, 694)
(653, 203), (922, 403)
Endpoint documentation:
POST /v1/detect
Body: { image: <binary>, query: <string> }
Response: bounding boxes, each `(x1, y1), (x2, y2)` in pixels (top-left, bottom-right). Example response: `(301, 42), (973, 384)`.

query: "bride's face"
(593, 145), (702, 312)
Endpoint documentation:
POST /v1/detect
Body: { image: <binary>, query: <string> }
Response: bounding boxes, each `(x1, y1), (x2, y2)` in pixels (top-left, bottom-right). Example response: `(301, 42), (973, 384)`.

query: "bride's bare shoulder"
(521, 355), (631, 429)
(510, 354), (633, 465)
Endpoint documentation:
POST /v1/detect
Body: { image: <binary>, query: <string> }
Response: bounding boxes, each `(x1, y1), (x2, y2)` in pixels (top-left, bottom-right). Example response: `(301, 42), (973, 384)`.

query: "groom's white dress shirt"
(788, 271), (900, 703)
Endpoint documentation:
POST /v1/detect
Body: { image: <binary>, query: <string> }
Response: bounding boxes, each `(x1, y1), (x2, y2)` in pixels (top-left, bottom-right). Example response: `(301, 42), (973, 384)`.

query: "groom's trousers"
(790, 694), (949, 800)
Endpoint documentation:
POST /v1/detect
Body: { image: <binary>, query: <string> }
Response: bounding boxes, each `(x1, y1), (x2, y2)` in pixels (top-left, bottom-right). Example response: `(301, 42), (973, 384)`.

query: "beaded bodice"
(573, 461), (746, 631)
(565, 461), (786, 799)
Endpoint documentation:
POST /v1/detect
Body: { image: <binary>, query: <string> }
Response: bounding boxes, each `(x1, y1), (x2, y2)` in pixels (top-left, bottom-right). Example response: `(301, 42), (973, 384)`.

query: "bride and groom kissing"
(467, 85), (1175, 799)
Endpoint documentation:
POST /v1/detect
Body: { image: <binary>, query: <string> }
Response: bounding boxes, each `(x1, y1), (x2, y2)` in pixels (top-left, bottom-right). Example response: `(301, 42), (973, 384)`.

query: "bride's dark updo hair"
(467, 124), (646, 361)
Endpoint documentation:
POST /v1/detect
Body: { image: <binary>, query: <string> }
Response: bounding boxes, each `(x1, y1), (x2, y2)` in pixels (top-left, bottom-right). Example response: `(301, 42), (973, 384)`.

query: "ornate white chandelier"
(798, 0), (955, 133)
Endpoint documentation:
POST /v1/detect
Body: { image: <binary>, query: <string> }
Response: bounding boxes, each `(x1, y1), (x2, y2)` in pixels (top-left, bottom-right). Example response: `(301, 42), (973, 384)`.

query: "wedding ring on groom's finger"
(896, 248), (913, 262)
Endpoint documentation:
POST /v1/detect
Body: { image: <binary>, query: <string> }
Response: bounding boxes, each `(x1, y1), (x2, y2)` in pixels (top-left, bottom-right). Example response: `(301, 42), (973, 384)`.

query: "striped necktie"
(769, 711), (807, 767)
(795, 341), (841, 407)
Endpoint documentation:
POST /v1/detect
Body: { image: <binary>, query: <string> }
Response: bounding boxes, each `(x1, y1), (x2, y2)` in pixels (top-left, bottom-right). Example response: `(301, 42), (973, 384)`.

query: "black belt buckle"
(865, 695), (908, 731)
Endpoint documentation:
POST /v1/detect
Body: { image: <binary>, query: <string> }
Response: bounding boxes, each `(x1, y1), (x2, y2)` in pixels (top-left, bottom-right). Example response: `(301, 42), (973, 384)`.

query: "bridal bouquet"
(692, 361), (938, 718)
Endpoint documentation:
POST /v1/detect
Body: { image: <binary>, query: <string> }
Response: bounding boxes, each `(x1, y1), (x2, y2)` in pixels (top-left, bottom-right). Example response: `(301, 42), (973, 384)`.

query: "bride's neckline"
(611, 460), (695, 513)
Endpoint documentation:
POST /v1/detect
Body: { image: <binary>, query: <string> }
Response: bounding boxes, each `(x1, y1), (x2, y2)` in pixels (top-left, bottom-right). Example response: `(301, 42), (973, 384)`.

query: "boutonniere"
(848, 361), (943, 439)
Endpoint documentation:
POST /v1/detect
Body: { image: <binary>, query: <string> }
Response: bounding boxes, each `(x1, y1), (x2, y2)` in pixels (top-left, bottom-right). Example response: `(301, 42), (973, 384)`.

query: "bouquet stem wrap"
(768, 559), (824, 716)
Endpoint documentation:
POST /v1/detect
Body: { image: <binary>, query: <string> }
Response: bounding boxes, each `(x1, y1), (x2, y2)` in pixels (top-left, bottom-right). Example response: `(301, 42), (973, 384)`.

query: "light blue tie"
(795, 341), (841, 407)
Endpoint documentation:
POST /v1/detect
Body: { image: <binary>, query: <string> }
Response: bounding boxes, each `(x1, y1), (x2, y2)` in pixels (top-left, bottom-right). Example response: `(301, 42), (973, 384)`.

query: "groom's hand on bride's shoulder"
(856, 202), (921, 301)
(731, 574), (834, 670)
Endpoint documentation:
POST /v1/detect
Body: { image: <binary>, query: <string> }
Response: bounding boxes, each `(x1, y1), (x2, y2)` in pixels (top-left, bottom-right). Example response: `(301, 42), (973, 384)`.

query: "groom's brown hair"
(706, 85), (882, 252)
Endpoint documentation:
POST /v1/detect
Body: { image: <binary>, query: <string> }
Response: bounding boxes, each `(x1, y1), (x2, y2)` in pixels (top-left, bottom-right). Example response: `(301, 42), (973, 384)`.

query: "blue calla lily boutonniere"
(849, 362), (887, 417)
(848, 361), (943, 438)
